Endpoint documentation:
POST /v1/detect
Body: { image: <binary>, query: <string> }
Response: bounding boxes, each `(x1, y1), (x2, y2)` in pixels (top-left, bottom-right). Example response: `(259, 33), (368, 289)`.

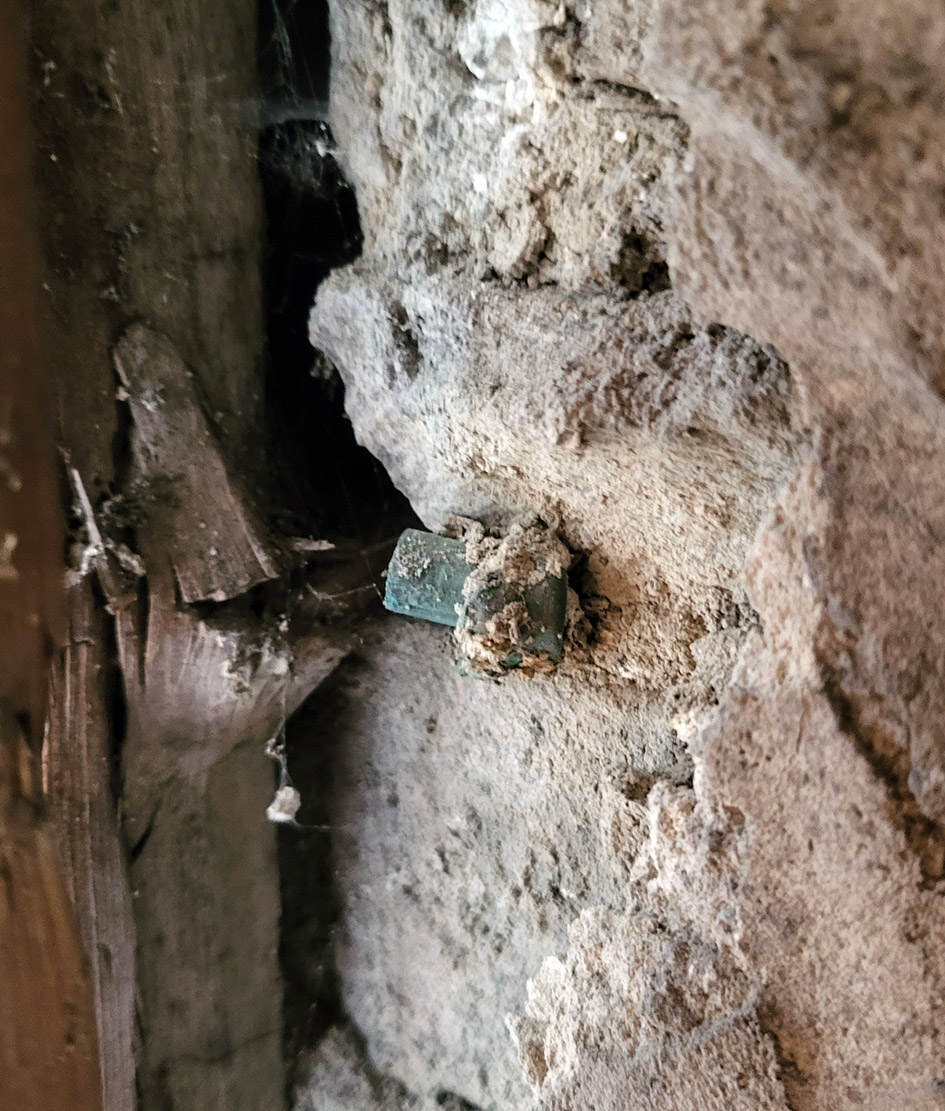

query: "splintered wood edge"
(113, 324), (278, 603)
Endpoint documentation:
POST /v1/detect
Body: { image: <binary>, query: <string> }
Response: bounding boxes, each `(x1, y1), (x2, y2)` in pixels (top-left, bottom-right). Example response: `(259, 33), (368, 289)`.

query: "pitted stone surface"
(298, 1), (945, 1107)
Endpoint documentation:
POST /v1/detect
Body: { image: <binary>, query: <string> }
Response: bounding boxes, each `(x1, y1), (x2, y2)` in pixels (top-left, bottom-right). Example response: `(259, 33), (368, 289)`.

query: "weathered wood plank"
(31, 0), (265, 494)
(28, 0), (289, 1105)
(45, 580), (137, 1111)
(0, 1), (102, 1103)
(0, 711), (102, 1111)
(114, 324), (278, 604)
(117, 561), (348, 1111)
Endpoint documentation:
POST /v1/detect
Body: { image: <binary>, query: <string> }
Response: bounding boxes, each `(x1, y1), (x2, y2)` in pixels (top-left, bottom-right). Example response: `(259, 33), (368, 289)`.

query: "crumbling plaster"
(303, 2), (945, 1108)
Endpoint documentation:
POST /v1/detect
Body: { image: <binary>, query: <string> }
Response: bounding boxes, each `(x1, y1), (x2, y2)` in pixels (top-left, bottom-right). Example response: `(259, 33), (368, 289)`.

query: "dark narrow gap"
(256, 0), (418, 1098)
(273, 676), (345, 1080)
(98, 575), (128, 807)
(258, 0), (410, 548)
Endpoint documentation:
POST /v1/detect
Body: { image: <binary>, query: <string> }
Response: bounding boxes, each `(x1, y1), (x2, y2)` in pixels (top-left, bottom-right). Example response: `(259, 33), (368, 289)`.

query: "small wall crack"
(755, 1009), (806, 1111)
(820, 664), (945, 885)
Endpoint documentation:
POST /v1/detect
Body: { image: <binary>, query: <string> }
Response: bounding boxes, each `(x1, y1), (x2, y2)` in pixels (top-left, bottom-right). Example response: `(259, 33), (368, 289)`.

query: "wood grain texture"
(0, 0), (63, 742)
(27, 0), (288, 1105)
(117, 561), (347, 1111)
(0, 1), (102, 1105)
(0, 713), (103, 1111)
(30, 0), (264, 495)
(107, 328), (345, 1109)
(45, 581), (137, 1111)
(114, 324), (277, 603)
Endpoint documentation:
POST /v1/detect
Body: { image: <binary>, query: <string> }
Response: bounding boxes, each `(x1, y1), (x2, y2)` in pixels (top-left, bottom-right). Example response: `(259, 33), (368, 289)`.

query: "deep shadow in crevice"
(259, 116), (386, 542)
(256, 0), (417, 1099)
(611, 227), (671, 297)
(258, 0), (411, 546)
(274, 672), (346, 1080)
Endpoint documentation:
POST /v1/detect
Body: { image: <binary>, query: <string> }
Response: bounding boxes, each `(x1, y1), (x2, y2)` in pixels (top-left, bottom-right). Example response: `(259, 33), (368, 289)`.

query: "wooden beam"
(45, 581), (137, 1111)
(0, 0), (103, 1105)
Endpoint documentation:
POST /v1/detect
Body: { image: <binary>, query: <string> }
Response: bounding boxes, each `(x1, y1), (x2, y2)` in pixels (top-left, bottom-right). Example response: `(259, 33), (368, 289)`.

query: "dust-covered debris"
(452, 520), (572, 677)
(457, 521), (571, 587)
(267, 783), (303, 825)
(455, 519), (572, 675)
(455, 599), (557, 678)
(384, 520), (574, 677)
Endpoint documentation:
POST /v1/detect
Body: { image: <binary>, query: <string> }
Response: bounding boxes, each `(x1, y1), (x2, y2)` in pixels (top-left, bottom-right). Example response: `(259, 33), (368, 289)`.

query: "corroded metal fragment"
(384, 527), (567, 670)
(384, 529), (472, 626)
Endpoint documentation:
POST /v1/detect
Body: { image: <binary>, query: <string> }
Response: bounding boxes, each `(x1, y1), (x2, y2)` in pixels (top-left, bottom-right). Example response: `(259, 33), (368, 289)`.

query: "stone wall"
(302, 2), (945, 1109)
